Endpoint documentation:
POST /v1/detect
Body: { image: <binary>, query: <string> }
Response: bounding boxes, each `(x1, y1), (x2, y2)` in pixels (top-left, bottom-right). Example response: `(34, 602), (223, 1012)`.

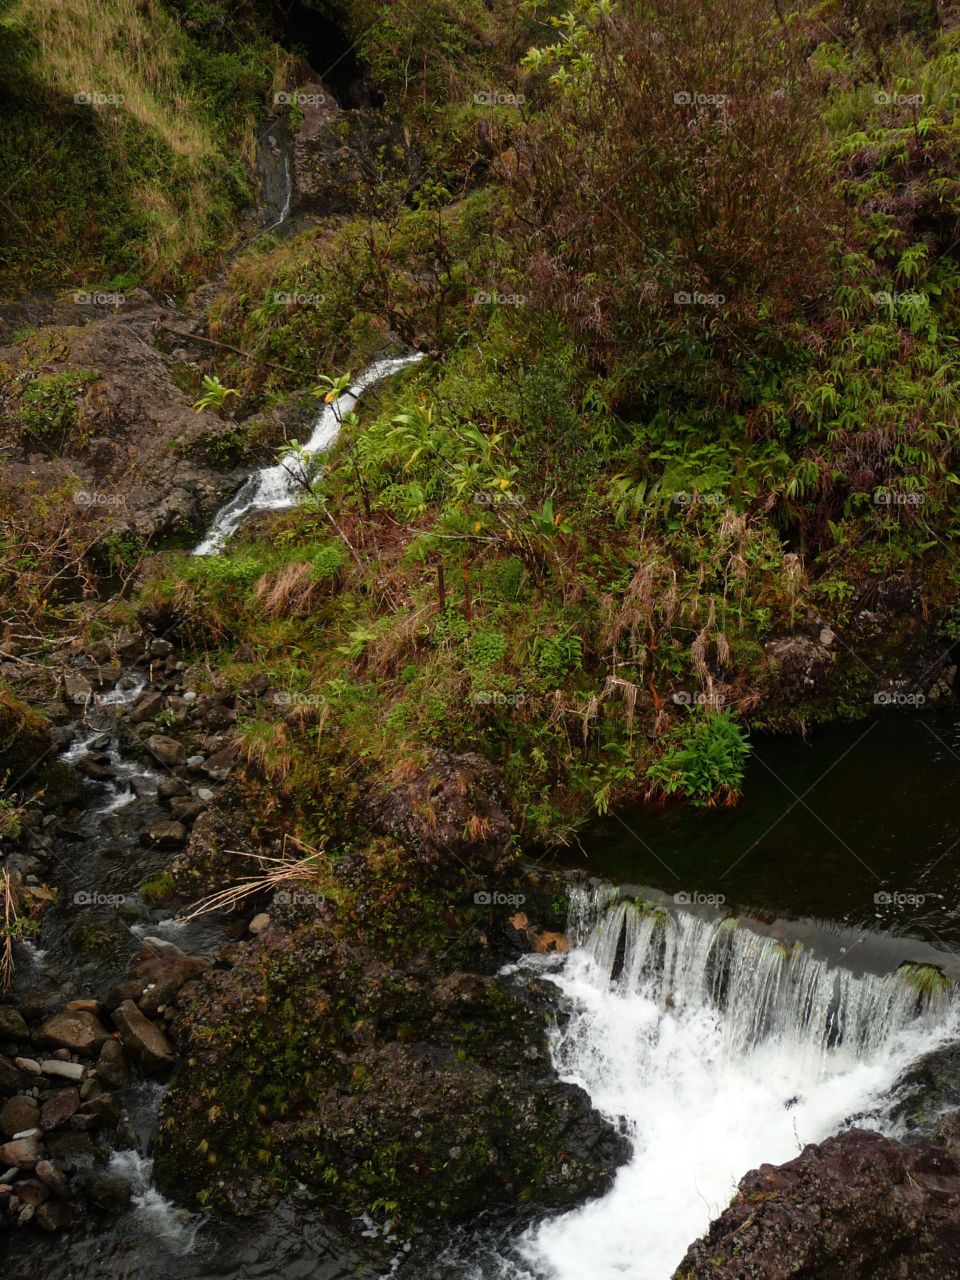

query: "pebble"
(40, 1061), (84, 1082)
(14, 1059), (41, 1075)
(249, 913), (271, 936)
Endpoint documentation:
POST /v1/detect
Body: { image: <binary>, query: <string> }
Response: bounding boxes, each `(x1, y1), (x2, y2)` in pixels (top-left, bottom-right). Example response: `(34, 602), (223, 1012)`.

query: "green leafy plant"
(313, 371), (352, 403)
(532, 630), (583, 680)
(194, 374), (239, 412)
(647, 710), (751, 807)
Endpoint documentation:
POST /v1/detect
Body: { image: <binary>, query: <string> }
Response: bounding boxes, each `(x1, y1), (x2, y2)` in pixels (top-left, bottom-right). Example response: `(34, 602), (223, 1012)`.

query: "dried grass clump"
(1, 869), (20, 993)
(180, 836), (325, 922)
(254, 562), (319, 619)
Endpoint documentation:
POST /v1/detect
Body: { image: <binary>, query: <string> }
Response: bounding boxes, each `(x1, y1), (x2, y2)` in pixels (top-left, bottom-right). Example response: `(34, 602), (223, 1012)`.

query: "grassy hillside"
(0, 0), (282, 291)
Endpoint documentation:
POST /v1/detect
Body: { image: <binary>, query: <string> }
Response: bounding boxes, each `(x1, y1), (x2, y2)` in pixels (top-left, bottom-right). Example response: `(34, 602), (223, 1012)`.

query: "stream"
(194, 352), (425, 556)
(7, 690), (960, 1277)
(6, 665), (382, 1279)
(6, 366), (960, 1276)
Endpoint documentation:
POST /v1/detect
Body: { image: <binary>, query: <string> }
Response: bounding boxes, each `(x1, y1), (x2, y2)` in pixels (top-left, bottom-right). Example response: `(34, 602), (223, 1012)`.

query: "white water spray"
(479, 886), (959, 1280)
(194, 352), (425, 556)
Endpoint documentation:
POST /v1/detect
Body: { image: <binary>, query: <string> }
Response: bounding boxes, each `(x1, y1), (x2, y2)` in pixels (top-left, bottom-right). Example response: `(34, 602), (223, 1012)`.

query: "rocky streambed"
(0, 620), (629, 1271)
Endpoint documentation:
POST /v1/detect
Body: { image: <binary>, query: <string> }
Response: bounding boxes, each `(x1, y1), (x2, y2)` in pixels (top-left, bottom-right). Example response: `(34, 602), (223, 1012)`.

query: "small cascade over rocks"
(446, 883), (960, 1280)
(194, 352), (425, 556)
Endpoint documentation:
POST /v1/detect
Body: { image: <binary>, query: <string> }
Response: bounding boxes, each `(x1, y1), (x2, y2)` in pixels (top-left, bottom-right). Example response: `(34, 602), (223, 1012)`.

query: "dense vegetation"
(6, 0), (960, 840)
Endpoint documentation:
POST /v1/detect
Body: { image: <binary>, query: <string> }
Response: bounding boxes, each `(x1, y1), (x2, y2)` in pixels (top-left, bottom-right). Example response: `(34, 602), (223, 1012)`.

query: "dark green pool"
(563, 706), (960, 952)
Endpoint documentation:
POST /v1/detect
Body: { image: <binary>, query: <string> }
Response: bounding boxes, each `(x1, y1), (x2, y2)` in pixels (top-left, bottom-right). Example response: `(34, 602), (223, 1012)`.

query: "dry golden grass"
(238, 717), (296, 783)
(254, 562), (319, 619)
(1, 869), (19, 993)
(179, 836), (325, 922)
(11, 0), (212, 157)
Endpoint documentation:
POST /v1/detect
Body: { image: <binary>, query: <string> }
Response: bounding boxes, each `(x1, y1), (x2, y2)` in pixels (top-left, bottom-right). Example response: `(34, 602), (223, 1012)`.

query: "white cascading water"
(476, 884), (959, 1280)
(264, 153), (293, 233)
(194, 352), (425, 556)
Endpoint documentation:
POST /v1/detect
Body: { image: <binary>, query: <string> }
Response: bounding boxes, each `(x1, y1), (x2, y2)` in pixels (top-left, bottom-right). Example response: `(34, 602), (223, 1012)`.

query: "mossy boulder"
(155, 908), (626, 1231)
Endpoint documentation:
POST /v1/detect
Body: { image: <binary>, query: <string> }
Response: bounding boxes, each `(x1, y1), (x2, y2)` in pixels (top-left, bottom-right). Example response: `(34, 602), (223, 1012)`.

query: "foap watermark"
(74, 291), (125, 307)
(472, 290), (526, 307)
(272, 291), (322, 307)
(74, 491), (126, 508)
(874, 91), (923, 107)
(674, 891), (726, 907)
(472, 489), (525, 508)
(874, 890), (926, 906)
(672, 490), (723, 507)
(872, 290), (928, 308)
(275, 889), (326, 907)
(874, 690), (926, 707)
(874, 490), (925, 506)
(672, 690), (726, 708)
(674, 290), (725, 307)
(273, 690), (328, 710)
(275, 89), (328, 106)
(472, 690), (525, 707)
(474, 890), (526, 907)
(674, 91), (728, 108)
(74, 91), (125, 107)
(74, 889), (126, 907)
(473, 89), (525, 107)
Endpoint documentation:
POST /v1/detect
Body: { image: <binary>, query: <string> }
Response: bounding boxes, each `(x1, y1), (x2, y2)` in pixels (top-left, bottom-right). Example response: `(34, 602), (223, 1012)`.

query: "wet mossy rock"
(673, 1124), (960, 1279)
(154, 915), (627, 1229)
(369, 750), (516, 875)
(0, 685), (50, 780)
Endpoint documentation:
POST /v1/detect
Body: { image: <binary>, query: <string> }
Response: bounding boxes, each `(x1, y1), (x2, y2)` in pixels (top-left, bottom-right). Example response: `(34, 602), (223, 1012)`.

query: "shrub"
(647, 710), (751, 807)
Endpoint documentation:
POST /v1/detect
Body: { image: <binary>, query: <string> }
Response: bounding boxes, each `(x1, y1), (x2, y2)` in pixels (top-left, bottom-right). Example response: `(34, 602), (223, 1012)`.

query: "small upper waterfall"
(265, 153), (293, 233)
(457, 883), (960, 1280)
(194, 352), (425, 556)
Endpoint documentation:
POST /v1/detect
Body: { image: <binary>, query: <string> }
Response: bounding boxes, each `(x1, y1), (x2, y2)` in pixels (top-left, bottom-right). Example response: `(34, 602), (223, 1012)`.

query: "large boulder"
(36, 1010), (110, 1056)
(674, 1124), (960, 1279)
(130, 944), (210, 1016)
(154, 921), (627, 1228)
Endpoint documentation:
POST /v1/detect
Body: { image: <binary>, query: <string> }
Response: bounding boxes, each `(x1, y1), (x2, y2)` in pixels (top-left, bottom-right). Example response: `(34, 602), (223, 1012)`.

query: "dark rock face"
(369, 750), (515, 873)
(674, 1124), (960, 1279)
(762, 632), (835, 705)
(0, 301), (241, 543)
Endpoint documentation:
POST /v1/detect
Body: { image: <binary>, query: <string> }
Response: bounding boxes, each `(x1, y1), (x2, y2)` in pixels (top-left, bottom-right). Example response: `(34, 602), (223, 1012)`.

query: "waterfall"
(194, 352), (424, 555)
(265, 153), (293, 233)
(458, 884), (960, 1280)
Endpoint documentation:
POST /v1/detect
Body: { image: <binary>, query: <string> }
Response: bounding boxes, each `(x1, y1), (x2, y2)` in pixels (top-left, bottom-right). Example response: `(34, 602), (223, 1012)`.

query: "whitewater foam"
(194, 352), (425, 555)
(473, 885), (959, 1280)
